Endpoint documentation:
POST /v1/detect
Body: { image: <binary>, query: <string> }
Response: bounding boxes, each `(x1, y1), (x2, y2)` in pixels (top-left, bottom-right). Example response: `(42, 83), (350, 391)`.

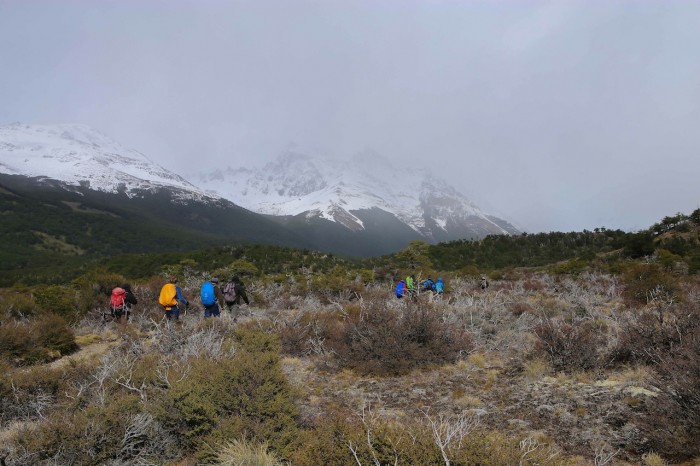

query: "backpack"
(223, 282), (237, 302)
(201, 281), (216, 306)
(110, 287), (126, 310)
(159, 283), (178, 308)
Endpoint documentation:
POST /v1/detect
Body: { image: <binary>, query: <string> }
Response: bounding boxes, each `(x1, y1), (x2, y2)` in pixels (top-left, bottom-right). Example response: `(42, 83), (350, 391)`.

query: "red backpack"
(110, 287), (126, 310)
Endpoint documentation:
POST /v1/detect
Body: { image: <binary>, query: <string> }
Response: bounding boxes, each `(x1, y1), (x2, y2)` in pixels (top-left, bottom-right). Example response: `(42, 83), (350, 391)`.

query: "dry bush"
(289, 406), (564, 466)
(8, 392), (177, 466)
(622, 263), (681, 306)
(533, 318), (604, 372)
(631, 303), (700, 461)
(0, 365), (64, 425)
(263, 309), (340, 357)
(326, 301), (473, 376)
(610, 302), (700, 366)
(509, 301), (535, 316)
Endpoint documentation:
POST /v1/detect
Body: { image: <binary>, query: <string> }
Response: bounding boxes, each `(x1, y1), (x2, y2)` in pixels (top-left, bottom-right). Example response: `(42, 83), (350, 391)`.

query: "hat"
(211, 277), (219, 283)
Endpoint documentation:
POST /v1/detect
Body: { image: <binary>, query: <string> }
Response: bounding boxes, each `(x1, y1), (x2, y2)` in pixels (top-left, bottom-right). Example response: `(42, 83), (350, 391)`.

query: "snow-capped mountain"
(0, 123), (317, 253)
(0, 123), (517, 255)
(198, 149), (519, 242)
(0, 123), (213, 202)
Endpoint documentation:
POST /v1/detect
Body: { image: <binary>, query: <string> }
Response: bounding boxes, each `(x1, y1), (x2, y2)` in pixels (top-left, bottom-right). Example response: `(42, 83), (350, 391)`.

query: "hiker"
(201, 277), (224, 318)
(435, 277), (445, 295)
(223, 276), (250, 321)
(176, 281), (189, 314)
(395, 279), (406, 298)
(480, 275), (489, 290)
(159, 276), (181, 321)
(406, 274), (416, 294)
(422, 277), (436, 293)
(110, 283), (137, 325)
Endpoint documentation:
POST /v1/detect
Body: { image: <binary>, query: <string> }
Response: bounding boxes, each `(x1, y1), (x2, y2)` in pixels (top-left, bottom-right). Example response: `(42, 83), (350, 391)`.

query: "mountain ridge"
(198, 148), (519, 241)
(1, 123), (518, 257)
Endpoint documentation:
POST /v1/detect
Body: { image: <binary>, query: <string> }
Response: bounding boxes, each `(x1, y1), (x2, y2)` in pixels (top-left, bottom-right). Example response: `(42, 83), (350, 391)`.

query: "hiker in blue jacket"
(202, 277), (224, 318)
(175, 283), (188, 316)
(422, 277), (436, 293)
(395, 279), (406, 298)
(435, 277), (445, 295)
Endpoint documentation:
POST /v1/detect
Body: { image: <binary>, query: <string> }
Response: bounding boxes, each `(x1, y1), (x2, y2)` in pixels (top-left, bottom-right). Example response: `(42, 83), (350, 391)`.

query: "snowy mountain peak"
(198, 149), (519, 241)
(0, 123), (212, 200)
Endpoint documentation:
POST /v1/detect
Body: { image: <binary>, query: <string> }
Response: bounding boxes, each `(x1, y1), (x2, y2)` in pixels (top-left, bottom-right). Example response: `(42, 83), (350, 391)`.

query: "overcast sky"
(1, 0), (699, 232)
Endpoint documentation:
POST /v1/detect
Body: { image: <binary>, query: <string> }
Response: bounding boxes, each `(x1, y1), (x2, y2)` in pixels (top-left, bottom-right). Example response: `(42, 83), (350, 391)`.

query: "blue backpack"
(201, 281), (216, 306)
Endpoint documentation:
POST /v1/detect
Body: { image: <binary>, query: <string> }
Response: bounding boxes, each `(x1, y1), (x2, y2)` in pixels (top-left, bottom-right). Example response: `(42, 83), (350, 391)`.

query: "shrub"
(610, 302), (700, 366)
(9, 392), (175, 465)
(32, 284), (78, 320)
(0, 291), (37, 319)
(533, 318), (603, 372)
(0, 365), (64, 424)
(289, 412), (442, 465)
(154, 329), (299, 461)
(289, 410), (563, 466)
(508, 301), (534, 316)
(622, 263), (680, 306)
(627, 302), (700, 460)
(550, 259), (589, 276)
(328, 302), (472, 376)
(33, 313), (78, 356)
(0, 313), (77, 365)
(271, 309), (341, 357)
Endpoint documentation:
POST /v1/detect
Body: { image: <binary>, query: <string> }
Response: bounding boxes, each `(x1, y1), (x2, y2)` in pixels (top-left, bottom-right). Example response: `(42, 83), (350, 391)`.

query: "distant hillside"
(0, 174), (312, 285)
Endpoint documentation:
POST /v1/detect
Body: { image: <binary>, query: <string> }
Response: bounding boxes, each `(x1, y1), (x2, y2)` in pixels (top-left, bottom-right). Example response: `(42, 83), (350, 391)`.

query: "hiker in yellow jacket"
(159, 276), (182, 321)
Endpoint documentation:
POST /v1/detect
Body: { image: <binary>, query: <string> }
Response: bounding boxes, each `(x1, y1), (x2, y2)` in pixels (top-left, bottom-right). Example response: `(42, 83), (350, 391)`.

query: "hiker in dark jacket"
(223, 278), (237, 312)
(422, 277), (436, 293)
(233, 277), (250, 305)
(224, 276), (250, 321)
(480, 276), (489, 290)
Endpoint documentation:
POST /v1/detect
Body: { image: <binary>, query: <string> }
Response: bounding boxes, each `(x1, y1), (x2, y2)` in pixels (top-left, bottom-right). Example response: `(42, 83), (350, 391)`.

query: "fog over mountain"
(198, 148), (518, 239)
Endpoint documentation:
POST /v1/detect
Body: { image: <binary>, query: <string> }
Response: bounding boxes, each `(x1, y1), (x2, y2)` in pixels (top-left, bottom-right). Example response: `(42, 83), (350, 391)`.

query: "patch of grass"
(523, 358), (551, 381)
(215, 439), (283, 466)
(467, 353), (487, 368)
(74, 333), (102, 346)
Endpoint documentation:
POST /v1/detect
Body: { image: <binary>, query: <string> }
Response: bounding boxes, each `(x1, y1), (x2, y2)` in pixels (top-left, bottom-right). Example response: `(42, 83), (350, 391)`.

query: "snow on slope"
(199, 149), (514, 236)
(0, 123), (211, 200)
